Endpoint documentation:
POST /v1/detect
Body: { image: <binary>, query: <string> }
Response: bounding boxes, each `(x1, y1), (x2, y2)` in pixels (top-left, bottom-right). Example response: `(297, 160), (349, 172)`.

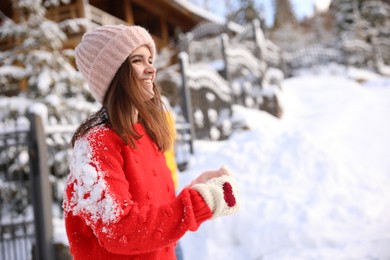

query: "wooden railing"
(1, 3), (129, 51)
(85, 4), (127, 27)
(46, 3), (127, 26)
(46, 3), (80, 21)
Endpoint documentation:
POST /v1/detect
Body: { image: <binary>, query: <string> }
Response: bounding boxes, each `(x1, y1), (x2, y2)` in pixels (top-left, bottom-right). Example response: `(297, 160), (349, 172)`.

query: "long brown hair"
(71, 57), (173, 151)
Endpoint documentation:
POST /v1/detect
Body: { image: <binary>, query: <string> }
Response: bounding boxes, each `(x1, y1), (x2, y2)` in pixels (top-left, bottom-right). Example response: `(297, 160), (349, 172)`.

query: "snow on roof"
(171, 0), (244, 33)
(172, 0), (225, 23)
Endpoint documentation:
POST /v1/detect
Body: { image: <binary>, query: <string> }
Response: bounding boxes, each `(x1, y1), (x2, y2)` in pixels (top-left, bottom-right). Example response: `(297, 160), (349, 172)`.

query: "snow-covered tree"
(329, 0), (390, 69)
(0, 0), (98, 215)
(334, 0), (370, 66)
(0, 0), (97, 126)
(272, 0), (298, 30)
(360, 0), (390, 66)
(225, 0), (267, 28)
(269, 0), (306, 52)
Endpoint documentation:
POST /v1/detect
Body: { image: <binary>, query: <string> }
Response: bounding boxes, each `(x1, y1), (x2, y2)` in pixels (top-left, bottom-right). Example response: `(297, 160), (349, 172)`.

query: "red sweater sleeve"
(64, 126), (212, 256)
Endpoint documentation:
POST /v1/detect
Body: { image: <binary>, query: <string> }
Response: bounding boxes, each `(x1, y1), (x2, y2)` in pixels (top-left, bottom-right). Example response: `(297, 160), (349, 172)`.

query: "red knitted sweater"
(63, 124), (212, 259)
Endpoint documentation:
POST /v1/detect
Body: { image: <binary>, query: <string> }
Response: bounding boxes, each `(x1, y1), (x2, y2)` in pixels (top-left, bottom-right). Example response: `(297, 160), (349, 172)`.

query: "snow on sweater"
(63, 124), (212, 260)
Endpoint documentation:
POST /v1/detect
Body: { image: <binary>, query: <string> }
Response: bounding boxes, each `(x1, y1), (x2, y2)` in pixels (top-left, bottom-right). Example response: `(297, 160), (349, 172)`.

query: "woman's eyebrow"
(130, 54), (152, 60)
(129, 54), (143, 59)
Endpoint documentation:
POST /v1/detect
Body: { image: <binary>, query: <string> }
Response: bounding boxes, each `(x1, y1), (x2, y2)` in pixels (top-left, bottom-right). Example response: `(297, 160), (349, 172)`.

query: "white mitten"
(191, 167), (240, 219)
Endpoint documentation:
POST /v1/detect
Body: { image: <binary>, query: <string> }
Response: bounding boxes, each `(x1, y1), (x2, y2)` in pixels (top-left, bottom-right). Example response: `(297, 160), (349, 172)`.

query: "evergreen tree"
(329, 0), (390, 69)
(329, 0), (370, 67)
(360, 0), (390, 65)
(330, 0), (360, 34)
(269, 0), (302, 51)
(272, 0), (298, 30)
(0, 0), (98, 216)
(0, 0), (97, 126)
(311, 12), (332, 44)
(225, 0), (266, 27)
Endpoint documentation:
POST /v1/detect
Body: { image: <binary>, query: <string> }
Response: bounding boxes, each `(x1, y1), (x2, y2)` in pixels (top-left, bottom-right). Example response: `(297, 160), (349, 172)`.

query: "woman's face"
(129, 45), (156, 100)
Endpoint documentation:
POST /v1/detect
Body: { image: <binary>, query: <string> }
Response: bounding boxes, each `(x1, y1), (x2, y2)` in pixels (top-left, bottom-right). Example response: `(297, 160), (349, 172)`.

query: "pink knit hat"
(75, 24), (156, 103)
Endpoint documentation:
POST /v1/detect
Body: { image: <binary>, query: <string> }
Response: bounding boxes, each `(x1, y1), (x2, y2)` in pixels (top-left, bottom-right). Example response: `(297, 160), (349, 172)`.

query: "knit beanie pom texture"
(75, 25), (156, 103)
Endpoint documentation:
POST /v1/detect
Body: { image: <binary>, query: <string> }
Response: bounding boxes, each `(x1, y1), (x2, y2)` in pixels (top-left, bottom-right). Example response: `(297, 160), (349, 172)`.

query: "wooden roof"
(0, 0), (224, 50)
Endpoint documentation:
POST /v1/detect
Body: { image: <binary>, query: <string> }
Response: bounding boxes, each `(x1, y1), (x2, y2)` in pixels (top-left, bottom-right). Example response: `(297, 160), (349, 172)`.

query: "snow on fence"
(171, 19), (370, 142)
(174, 20), (283, 141)
(277, 39), (390, 77)
(282, 46), (345, 77)
(179, 52), (233, 141)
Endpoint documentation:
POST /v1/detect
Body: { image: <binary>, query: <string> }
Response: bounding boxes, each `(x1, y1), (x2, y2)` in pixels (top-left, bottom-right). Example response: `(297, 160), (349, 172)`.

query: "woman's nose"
(145, 63), (156, 74)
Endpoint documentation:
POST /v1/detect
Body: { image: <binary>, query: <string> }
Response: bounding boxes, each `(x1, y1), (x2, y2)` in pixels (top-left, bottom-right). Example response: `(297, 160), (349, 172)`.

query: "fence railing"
(85, 5), (127, 27)
(0, 112), (56, 260)
(28, 112), (55, 260)
(282, 46), (345, 76)
(174, 20), (284, 142)
(45, 3), (127, 27)
(0, 125), (34, 260)
(0, 108), (192, 260)
(45, 3), (81, 21)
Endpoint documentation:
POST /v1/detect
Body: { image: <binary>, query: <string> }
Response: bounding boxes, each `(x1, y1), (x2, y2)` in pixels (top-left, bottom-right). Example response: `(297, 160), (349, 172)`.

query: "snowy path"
(179, 73), (390, 260)
(281, 75), (390, 173)
(278, 75), (390, 258)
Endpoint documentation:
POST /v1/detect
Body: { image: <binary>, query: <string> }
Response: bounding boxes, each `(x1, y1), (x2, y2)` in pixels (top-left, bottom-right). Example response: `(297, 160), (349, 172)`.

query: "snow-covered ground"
(178, 69), (390, 259)
(52, 68), (390, 259)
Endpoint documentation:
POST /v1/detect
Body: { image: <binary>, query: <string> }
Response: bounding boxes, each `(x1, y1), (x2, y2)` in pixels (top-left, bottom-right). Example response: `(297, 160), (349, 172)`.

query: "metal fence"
(0, 125), (35, 260)
(0, 110), (192, 260)
(0, 112), (56, 260)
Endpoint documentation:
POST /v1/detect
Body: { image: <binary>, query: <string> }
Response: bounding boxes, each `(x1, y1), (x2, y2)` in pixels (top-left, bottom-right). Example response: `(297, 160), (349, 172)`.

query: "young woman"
(63, 24), (240, 260)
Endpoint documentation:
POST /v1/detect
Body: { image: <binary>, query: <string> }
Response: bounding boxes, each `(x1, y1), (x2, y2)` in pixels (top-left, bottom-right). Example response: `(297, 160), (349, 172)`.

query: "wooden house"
(0, 0), (224, 51)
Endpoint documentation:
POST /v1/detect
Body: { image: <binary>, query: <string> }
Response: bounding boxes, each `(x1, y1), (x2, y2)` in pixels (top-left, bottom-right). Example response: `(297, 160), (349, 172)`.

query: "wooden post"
(251, 19), (267, 87)
(220, 33), (235, 106)
(220, 33), (230, 81)
(76, 0), (87, 18)
(160, 16), (169, 47)
(178, 52), (194, 154)
(124, 0), (134, 25)
(28, 112), (54, 260)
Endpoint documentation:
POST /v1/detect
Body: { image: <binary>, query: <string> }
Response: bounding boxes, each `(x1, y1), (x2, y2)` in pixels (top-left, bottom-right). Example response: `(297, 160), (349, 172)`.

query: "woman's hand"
(187, 166), (232, 188)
